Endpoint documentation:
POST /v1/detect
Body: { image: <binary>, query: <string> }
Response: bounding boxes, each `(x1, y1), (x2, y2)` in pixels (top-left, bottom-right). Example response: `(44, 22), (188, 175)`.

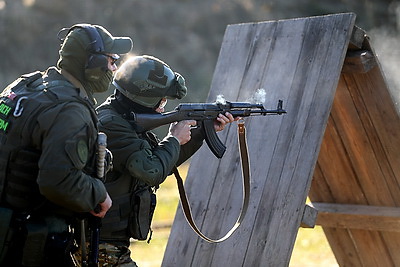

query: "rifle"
(131, 100), (286, 158)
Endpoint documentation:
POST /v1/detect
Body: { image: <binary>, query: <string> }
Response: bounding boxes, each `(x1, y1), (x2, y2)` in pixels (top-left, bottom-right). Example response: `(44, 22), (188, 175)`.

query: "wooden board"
(309, 31), (400, 266)
(162, 13), (356, 266)
(313, 202), (400, 232)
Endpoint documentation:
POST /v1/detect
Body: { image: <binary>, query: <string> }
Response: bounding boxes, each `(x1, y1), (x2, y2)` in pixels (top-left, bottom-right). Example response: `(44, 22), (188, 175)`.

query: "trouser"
(2, 230), (77, 266)
(0, 210), (77, 267)
(73, 242), (138, 267)
(99, 242), (138, 267)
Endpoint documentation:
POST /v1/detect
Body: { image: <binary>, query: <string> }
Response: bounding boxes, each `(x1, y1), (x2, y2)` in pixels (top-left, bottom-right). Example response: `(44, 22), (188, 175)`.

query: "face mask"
(83, 69), (113, 94)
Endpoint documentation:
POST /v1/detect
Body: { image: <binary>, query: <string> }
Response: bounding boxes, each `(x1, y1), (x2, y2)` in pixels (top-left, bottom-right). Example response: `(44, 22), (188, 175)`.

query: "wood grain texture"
(314, 202), (400, 232)
(309, 27), (400, 266)
(163, 13), (356, 267)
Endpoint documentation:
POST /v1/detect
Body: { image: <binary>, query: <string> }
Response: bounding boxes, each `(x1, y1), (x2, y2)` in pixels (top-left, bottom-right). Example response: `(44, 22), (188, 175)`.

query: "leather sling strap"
(172, 120), (250, 243)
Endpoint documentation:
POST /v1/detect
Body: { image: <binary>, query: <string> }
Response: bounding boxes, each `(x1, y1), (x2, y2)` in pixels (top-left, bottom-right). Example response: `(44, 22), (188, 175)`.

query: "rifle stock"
(132, 100), (286, 158)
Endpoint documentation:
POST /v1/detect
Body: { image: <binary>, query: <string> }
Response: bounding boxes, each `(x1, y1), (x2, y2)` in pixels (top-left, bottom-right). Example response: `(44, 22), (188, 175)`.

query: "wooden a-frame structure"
(162, 13), (400, 266)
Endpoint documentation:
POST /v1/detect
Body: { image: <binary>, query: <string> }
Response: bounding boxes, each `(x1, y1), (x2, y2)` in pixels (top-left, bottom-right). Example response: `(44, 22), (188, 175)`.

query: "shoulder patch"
(77, 139), (88, 164)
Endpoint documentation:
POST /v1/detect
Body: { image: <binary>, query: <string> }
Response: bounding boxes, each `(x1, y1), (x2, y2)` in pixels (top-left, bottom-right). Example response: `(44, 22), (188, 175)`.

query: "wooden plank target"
(162, 13), (356, 267)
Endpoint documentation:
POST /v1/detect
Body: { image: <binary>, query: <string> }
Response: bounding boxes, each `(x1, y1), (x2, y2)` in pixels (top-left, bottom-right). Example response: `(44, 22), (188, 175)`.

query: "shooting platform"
(162, 13), (400, 266)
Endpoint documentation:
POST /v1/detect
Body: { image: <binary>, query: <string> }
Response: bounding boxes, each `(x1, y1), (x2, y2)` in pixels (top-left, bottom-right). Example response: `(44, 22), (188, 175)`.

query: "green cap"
(58, 24), (133, 56)
(94, 25), (133, 54)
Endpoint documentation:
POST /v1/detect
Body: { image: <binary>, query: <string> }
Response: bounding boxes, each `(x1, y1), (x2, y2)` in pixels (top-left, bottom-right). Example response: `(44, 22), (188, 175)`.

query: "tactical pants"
(0, 210), (77, 267)
(73, 242), (138, 267)
(2, 230), (76, 267)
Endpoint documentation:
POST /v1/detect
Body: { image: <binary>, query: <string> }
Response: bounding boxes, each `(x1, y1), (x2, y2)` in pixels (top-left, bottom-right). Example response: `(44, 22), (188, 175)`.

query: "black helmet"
(113, 55), (187, 108)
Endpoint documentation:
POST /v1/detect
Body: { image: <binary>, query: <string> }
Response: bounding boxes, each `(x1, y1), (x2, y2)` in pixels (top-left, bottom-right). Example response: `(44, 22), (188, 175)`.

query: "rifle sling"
(172, 120), (250, 243)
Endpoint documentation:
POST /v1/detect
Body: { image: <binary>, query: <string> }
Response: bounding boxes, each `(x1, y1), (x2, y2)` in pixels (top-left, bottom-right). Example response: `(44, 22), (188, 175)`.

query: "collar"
(109, 94), (132, 119)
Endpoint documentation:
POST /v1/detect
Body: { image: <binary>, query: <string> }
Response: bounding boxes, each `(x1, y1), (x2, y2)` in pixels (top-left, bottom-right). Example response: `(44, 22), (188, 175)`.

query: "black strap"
(173, 120), (250, 243)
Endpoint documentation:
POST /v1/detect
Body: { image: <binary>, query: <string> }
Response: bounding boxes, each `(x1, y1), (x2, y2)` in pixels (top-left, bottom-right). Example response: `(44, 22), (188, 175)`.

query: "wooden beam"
(312, 202), (400, 232)
(300, 204), (318, 228)
(348, 25), (366, 50)
(342, 50), (376, 73)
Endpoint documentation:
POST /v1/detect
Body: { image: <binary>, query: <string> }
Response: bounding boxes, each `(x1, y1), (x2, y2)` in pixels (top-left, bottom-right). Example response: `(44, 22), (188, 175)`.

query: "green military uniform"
(0, 67), (107, 266)
(96, 92), (205, 265)
(0, 24), (132, 266)
(95, 55), (203, 266)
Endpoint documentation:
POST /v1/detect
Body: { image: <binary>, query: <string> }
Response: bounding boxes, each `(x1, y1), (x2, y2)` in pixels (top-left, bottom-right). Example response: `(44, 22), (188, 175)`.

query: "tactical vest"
(0, 70), (96, 212)
(97, 105), (157, 242)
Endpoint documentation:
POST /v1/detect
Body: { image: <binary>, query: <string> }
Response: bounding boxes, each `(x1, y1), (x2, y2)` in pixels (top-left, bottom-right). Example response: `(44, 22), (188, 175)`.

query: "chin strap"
(172, 120), (250, 243)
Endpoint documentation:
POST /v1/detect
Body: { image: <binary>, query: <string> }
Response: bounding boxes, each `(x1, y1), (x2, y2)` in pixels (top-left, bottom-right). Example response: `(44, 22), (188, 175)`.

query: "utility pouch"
(22, 222), (48, 266)
(128, 186), (156, 241)
(5, 147), (41, 210)
(0, 207), (13, 263)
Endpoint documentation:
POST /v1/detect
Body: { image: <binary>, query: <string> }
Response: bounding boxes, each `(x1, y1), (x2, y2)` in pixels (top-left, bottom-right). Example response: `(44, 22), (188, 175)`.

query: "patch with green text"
(0, 101), (13, 132)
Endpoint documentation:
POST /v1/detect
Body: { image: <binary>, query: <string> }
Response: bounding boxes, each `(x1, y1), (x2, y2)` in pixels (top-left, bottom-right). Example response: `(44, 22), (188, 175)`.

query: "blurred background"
(2, 1), (400, 266)
(1, 0), (400, 106)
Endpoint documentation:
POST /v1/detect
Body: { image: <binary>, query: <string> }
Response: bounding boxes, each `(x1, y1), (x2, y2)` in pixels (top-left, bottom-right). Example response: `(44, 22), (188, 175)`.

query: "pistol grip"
(202, 120), (226, 158)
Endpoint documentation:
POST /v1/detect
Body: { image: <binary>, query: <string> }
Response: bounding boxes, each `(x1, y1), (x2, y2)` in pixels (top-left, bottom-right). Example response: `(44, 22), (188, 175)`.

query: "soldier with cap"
(96, 55), (236, 266)
(0, 24), (132, 266)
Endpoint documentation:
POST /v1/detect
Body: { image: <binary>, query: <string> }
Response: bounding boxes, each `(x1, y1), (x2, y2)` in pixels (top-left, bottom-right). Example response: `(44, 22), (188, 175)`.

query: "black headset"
(62, 24), (109, 81)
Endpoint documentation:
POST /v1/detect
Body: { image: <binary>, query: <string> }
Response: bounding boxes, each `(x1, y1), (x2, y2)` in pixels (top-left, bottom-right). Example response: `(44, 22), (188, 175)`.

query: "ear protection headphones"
(62, 24), (110, 82)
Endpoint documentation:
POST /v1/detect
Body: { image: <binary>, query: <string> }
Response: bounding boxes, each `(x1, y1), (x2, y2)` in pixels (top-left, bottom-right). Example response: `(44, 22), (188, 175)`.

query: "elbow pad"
(126, 149), (163, 185)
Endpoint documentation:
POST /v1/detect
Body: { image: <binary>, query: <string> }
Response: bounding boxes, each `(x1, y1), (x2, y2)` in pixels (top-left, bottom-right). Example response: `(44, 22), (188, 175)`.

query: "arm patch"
(65, 138), (88, 169)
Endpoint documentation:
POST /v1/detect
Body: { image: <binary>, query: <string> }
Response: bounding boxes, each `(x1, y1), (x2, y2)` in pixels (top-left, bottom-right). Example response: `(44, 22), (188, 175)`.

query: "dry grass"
(130, 163), (339, 267)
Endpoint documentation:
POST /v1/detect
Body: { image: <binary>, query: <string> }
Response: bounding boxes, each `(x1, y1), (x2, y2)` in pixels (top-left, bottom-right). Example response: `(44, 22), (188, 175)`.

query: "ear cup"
(71, 24), (108, 81)
(86, 53), (108, 69)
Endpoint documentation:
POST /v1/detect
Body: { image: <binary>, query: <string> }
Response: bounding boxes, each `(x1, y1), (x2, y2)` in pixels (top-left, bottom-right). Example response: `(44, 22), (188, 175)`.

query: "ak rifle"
(131, 100), (286, 158)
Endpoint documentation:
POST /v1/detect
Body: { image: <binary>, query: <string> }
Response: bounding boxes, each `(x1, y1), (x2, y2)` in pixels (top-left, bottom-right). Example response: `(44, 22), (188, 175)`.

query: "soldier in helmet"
(96, 55), (236, 266)
(0, 24), (132, 266)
